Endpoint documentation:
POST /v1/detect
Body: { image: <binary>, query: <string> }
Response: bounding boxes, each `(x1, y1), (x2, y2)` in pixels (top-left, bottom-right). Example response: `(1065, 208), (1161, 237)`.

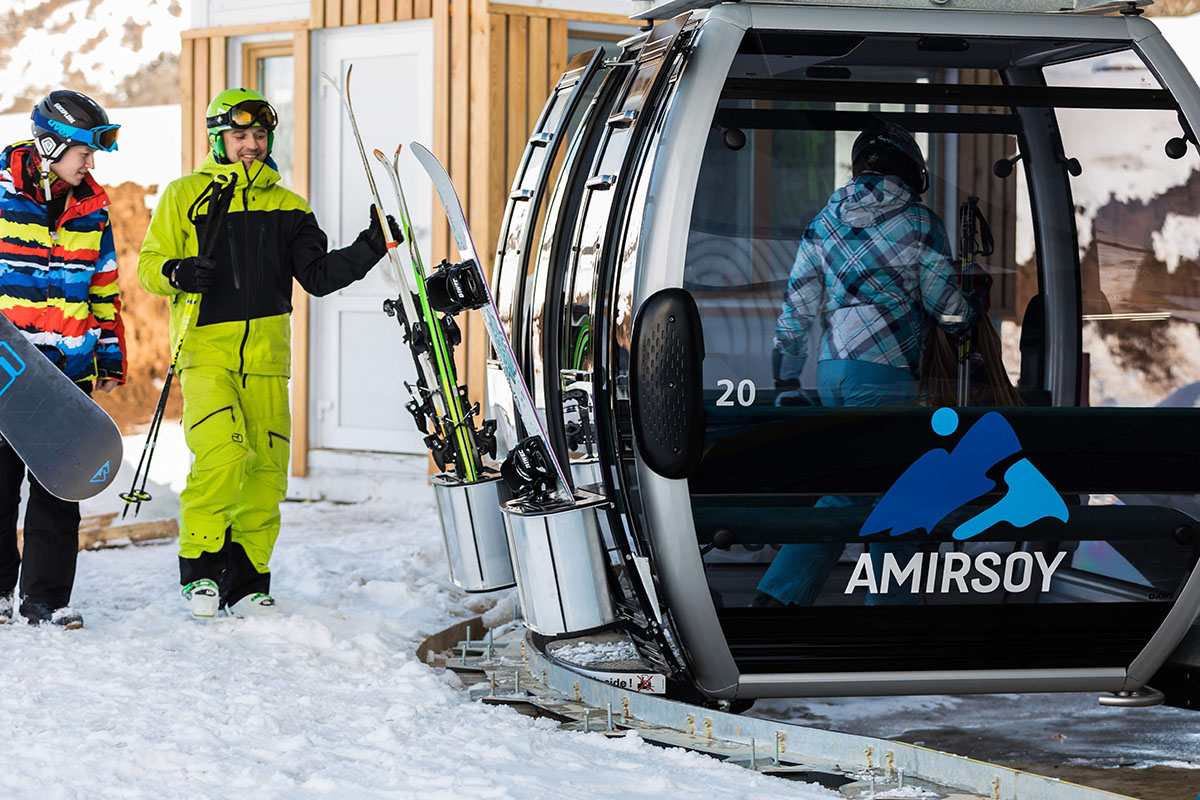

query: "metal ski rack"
(631, 0), (1153, 20)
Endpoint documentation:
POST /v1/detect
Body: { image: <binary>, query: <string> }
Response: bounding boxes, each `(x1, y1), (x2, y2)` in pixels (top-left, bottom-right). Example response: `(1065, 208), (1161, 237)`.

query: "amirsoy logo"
(846, 408), (1069, 596)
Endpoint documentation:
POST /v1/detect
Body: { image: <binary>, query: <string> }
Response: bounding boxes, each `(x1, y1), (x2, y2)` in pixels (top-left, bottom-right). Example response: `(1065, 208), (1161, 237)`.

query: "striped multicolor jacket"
(0, 142), (126, 383)
(775, 174), (973, 379)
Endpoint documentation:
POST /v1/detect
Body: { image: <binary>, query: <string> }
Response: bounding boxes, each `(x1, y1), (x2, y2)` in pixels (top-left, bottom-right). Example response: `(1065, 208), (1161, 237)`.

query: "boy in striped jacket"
(0, 90), (126, 629)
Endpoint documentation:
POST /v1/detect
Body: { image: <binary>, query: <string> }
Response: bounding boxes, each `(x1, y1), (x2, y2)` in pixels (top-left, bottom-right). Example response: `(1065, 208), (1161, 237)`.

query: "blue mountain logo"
(859, 408), (1068, 541)
(90, 461), (110, 483)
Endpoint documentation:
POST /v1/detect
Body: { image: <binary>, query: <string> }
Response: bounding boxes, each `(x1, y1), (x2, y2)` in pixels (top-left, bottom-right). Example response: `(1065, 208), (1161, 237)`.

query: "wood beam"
(183, 19), (309, 39)
(487, 3), (640, 27)
(507, 15), (528, 189)
(192, 39), (210, 168)
(180, 38), (195, 174)
(292, 28), (312, 477)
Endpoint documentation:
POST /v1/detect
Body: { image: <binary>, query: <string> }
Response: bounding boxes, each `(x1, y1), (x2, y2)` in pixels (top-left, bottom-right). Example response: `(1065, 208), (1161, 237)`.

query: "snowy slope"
(0, 0), (188, 114)
(1, 430), (836, 799)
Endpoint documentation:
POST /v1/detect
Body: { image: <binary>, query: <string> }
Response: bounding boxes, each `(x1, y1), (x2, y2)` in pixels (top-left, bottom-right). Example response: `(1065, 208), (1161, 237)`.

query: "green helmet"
(205, 88), (278, 163)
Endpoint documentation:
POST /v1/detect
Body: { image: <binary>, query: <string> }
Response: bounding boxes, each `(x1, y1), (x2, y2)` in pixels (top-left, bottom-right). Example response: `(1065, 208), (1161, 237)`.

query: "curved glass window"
(684, 30), (1200, 673)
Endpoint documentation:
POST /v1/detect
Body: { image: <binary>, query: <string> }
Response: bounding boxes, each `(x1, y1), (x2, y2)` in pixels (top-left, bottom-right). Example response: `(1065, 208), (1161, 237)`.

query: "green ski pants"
(178, 366), (291, 574)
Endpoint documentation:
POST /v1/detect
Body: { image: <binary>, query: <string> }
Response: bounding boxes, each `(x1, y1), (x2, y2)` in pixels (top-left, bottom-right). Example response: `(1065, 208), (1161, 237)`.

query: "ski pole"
(956, 195), (994, 408)
(120, 173), (237, 518)
(957, 198), (975, 407)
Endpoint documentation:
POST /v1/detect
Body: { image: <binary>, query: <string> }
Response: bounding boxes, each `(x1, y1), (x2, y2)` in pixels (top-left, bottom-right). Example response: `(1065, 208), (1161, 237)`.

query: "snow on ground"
(753, 693), (1200, 772)
(552, 640), (641, 667)
(0, 429), (837, 799)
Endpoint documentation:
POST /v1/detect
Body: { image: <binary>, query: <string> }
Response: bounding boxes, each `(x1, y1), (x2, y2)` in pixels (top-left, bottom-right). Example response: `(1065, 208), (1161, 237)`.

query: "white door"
(310, 21), (434, 453)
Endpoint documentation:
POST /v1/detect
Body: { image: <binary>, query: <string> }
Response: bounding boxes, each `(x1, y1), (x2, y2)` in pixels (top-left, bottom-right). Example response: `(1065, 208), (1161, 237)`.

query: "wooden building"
(180, 0), (644, 499)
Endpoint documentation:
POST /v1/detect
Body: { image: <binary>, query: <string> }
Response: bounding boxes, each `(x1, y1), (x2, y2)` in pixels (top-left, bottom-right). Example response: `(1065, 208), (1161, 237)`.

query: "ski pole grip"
(630, 288), (706, 479)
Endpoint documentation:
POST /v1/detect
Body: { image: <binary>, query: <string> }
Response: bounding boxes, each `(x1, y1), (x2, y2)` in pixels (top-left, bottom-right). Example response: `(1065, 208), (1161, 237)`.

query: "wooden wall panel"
(292, 28), (311, 477)
(311, 0), (431, 27)
(548, 19), (567, 86)
(506, 15), (528, 188)
(210, 37), (226, 101)
(180, 39), (195, 173)
(527, 17), (548, 125)
(433, 0), (451, 271)
(192, 38), (210, 168)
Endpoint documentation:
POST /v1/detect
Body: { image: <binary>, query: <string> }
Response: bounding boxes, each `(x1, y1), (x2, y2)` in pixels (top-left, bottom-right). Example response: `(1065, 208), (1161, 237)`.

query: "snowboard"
(410, 142), (573, 506)
(0, 313), (122, 501)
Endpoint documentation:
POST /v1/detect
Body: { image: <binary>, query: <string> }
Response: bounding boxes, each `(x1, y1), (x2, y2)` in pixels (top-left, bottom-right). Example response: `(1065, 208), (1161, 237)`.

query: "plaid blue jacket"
(775, 174), (973, 378)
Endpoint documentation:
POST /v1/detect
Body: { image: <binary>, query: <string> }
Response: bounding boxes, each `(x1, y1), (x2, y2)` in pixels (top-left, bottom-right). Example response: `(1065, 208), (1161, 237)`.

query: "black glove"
(364, 205), (404, 255)
(164, 256), (216, 293)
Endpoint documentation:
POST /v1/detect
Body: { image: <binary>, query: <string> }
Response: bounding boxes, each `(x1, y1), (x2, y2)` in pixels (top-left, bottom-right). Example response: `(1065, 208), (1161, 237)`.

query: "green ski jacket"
(138, 153), (383, 377)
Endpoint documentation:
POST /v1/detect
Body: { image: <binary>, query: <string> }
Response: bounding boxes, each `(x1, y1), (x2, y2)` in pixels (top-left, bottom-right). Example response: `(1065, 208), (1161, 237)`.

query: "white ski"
(323, 66), (481, 482)
(409, 142), (573, 506)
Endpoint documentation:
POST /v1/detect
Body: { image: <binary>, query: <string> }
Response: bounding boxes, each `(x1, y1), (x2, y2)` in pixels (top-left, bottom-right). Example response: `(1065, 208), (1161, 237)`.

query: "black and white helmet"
(851, 119), (929, 195)
(30, 90), (120, 162)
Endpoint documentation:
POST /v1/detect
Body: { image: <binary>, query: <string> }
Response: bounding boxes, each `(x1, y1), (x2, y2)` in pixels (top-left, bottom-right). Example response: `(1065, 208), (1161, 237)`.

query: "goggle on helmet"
(206, 90), (278, 163)
(30, 110), (120, 159)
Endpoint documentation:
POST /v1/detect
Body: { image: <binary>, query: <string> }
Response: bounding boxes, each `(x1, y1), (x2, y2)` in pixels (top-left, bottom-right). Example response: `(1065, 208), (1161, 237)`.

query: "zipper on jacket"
(267, 431), (290, 448)
(236, 183), (254, 378)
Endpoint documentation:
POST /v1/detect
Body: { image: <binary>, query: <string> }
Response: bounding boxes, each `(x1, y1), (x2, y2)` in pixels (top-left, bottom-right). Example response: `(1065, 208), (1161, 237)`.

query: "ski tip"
(373, 148), (386, 159)
(395, 143), (403, 155)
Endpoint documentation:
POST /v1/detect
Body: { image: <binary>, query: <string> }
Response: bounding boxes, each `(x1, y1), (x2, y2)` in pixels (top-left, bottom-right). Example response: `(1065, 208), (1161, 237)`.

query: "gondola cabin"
(469, 0), (1200, 708)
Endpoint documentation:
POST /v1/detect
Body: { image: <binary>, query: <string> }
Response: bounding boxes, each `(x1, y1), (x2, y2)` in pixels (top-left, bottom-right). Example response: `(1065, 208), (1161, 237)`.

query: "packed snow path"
(0, 498), (837, 799)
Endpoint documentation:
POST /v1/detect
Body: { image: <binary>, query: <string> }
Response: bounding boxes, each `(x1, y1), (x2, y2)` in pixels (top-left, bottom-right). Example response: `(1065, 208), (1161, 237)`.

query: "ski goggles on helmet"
(31, 110), (120, 152)
(207, 99), (278, 132)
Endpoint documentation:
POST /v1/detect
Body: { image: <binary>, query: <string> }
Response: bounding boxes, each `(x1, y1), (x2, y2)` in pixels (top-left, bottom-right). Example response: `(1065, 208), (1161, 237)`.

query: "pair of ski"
(326, 67), (573, 508)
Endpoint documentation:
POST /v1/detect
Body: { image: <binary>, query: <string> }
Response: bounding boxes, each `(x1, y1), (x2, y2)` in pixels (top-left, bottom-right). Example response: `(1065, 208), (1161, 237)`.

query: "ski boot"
(20, 600), (83, 629)
(226, 592), (277, 618)
(0, 592), (12, 624)
(182, 579), (220, 619)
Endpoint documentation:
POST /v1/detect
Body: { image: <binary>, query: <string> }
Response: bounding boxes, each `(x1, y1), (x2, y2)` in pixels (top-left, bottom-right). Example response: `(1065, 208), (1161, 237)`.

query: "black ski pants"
(0, 442), (81, 608)
(0, 375), (91, 608)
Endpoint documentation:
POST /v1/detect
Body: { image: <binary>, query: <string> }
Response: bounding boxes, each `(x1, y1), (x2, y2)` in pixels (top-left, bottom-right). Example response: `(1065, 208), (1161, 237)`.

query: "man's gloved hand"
(365, 205), (404, 255)
(164, 255), (216, 293)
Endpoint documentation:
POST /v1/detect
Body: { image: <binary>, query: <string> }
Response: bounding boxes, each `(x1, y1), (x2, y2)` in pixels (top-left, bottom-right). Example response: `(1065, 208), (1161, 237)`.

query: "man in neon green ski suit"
(138, 88), (400, 618)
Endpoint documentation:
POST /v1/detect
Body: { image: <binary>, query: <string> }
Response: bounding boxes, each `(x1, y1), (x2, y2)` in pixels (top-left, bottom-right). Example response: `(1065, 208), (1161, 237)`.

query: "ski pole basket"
(432, 468), (515, 592)
(502, 489), (617, 636)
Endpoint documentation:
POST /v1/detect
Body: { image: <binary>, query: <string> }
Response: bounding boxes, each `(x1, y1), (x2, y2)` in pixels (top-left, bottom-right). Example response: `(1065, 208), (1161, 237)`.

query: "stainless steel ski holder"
(432, 467), (515, 592)
(501, 489), (617, 636)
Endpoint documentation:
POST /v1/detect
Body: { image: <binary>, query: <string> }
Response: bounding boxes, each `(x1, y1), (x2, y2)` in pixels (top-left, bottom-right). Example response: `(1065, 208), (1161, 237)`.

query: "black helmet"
(851, 119), (928, 195)
(30, 90), (119, 162)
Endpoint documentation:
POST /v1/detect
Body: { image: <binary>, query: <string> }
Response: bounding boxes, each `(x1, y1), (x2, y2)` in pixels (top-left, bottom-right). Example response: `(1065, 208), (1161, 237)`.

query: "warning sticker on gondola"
(571, 666), (666, 694)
